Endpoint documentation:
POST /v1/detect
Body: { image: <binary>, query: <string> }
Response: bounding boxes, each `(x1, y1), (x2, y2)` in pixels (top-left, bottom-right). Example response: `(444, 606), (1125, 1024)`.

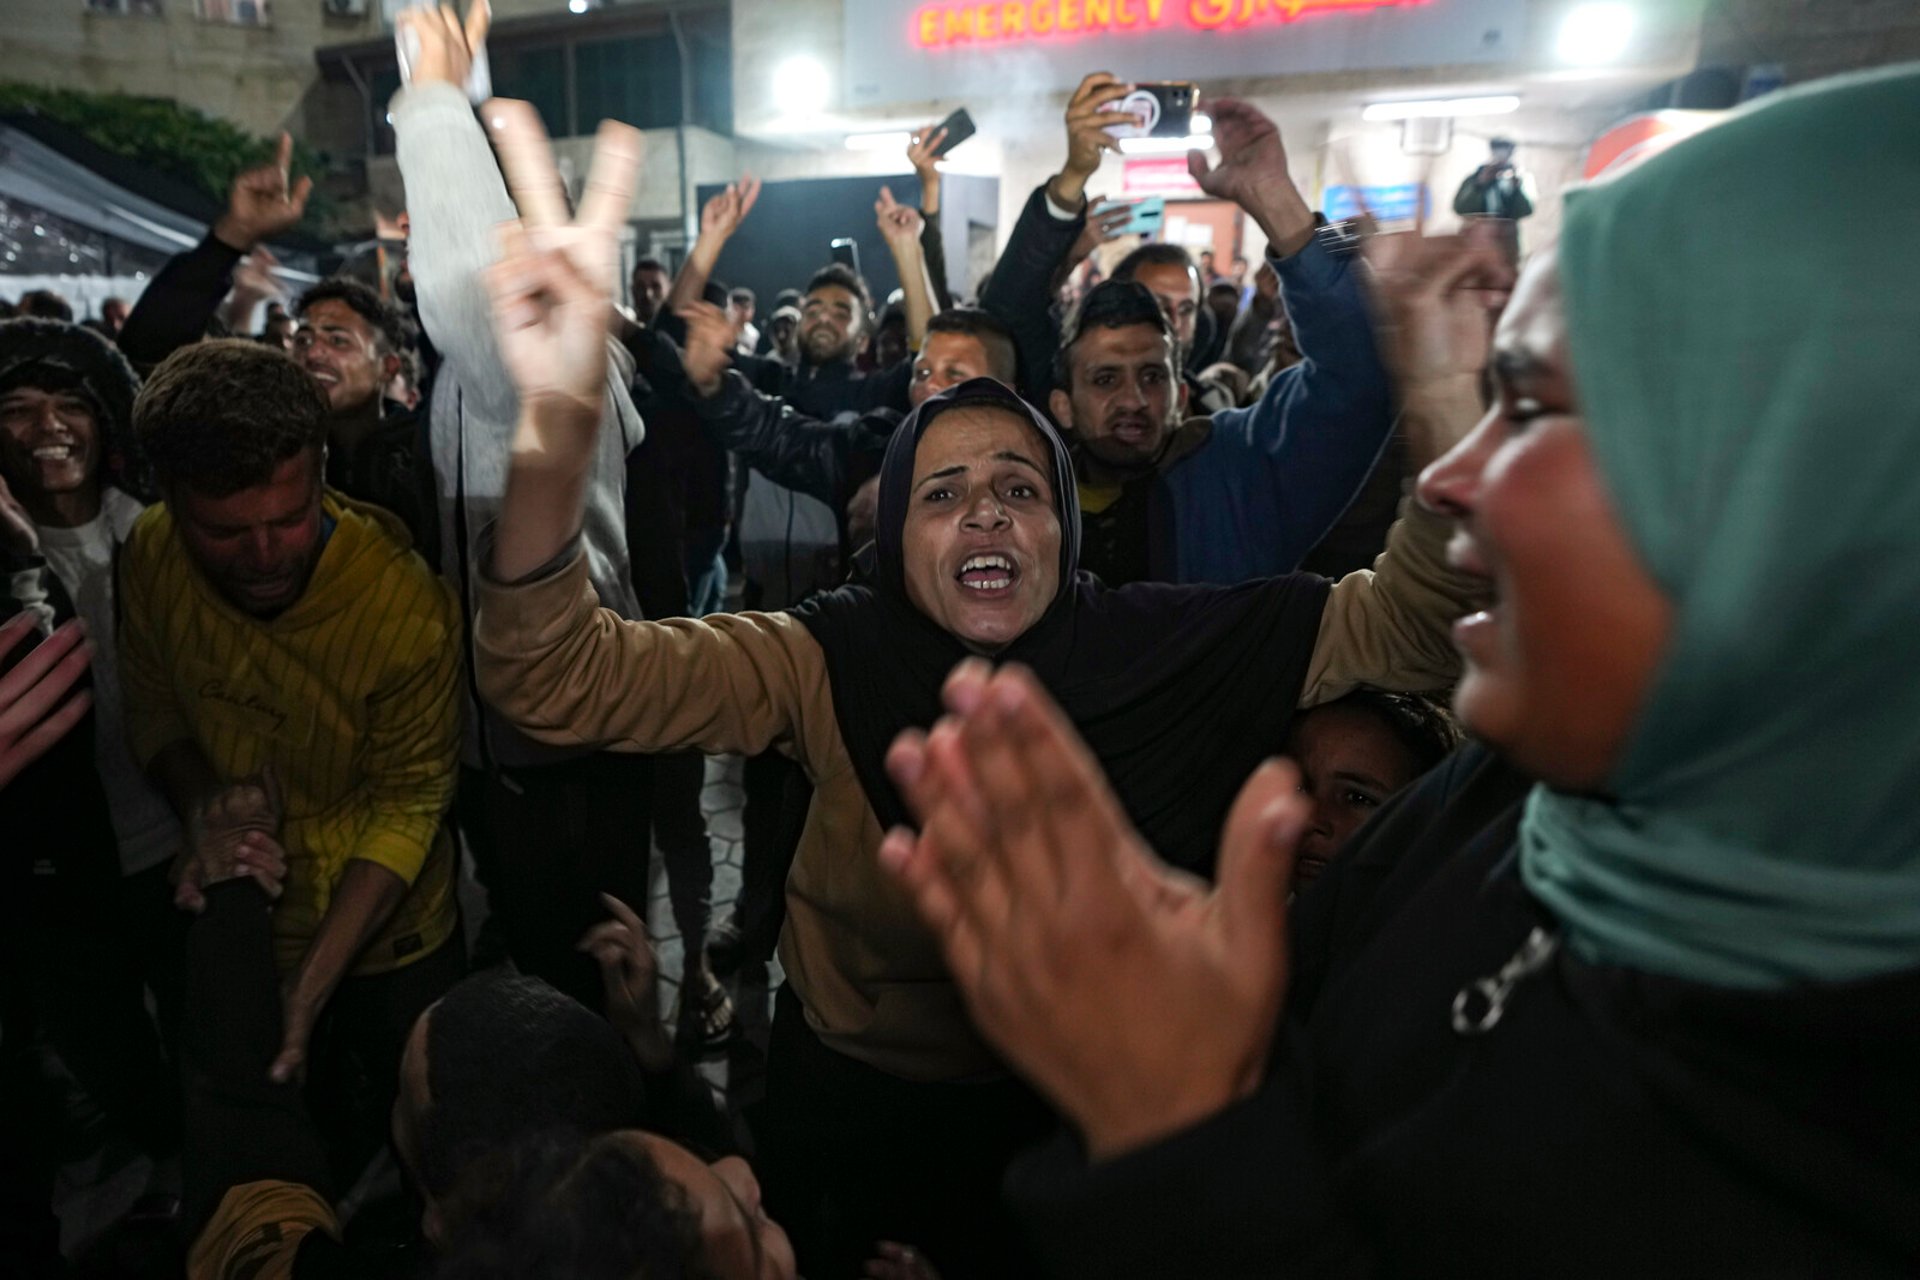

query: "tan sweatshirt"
(474, 502), (1477, 1080)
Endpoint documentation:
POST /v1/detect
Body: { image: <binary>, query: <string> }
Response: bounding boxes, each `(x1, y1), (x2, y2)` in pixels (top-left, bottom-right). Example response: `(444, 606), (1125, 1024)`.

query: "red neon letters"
(912, 0), (1424, 48)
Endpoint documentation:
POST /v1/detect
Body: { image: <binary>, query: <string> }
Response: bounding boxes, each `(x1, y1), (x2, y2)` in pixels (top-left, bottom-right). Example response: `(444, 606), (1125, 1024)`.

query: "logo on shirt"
(199, 678), (289, 734)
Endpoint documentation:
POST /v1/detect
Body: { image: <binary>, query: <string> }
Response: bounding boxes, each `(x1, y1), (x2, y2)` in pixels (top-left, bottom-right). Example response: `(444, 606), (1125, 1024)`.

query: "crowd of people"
(2, 8), (1915, 1273)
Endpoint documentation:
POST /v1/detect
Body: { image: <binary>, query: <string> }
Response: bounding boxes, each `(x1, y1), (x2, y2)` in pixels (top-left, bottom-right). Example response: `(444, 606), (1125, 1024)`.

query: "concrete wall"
(0, 0), (392, 136)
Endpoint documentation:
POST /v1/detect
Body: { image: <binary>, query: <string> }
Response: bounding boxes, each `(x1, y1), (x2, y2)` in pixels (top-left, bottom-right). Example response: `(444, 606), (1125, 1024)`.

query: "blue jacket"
(984, 184), (1394, 585)
(1168, 229), (1393, 584)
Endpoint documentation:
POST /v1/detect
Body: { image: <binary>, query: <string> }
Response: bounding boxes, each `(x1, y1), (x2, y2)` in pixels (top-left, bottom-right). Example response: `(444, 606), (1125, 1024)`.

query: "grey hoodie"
(394, 81), (646, 767)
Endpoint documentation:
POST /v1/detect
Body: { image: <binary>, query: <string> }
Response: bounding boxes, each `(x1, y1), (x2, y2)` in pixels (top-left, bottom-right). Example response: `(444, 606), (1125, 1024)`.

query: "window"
(689, 30), (732, 134)
(85, 0), (163, 14)
(196, 0), (269, 24)
(574, 34), (682, 130)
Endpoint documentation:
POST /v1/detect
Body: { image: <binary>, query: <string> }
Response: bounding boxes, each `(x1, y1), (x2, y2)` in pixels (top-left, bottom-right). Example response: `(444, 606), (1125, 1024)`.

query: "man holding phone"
(1453, 136), (1534, 220)
(982, 74), (1398, 587)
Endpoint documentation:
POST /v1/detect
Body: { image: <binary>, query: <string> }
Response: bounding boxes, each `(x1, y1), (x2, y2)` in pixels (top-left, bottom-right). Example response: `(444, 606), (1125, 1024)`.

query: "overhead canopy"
(0, 111), (324, 280)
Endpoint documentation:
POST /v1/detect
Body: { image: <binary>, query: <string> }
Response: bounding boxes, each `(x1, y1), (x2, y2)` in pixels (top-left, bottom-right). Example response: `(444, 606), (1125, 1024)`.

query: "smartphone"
(395, 0), (492, 103)
(1103, 82), (1199, 140)
(928, 106), (976, 158)
(1092, 195), (1166, 236)
(830, 237), (861, 275)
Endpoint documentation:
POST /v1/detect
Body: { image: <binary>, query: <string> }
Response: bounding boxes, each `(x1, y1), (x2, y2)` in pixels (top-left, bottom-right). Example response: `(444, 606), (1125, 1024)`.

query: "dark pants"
(459, 752), (669, 1014)
(734, 751), (811, 967)
(756, 985), (1052, 1280)
(306, 934), (466, 1188)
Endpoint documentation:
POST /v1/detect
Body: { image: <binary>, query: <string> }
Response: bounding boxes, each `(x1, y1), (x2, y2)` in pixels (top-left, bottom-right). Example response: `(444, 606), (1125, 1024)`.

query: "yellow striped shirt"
(119, 491), (461, 975)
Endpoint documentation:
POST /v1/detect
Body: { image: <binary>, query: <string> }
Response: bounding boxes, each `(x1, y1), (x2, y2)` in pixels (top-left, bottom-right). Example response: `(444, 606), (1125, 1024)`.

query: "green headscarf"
(1521, 63), (1920, 989)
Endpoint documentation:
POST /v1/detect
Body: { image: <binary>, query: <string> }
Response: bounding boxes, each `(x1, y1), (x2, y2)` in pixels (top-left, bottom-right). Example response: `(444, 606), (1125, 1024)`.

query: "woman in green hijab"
(872, 63), (1920, 1277)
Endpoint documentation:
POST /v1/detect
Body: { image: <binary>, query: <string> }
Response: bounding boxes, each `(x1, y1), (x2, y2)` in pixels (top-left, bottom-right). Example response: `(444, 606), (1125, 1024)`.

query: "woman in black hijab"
(470, 116), (1478, 1276)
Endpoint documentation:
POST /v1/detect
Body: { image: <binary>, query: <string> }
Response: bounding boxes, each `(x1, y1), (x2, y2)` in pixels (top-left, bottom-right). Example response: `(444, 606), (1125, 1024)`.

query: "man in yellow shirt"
(119, 337), (463, 1183)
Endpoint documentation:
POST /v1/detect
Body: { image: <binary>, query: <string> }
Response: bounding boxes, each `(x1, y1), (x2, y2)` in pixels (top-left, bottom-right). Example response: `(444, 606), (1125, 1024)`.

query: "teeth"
(963, 578), (1012, 591)
(33, 445), (73, 460)
(961, 554), (1012, 573)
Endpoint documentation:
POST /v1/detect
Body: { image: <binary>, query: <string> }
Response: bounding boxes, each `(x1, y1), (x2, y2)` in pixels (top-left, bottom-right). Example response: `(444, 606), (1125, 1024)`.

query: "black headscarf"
(793, 379), (1330, 875)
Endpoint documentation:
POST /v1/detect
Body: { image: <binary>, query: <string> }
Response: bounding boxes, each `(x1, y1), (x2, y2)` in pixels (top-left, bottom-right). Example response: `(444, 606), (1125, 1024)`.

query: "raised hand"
(1066, 197), (1134, 274)
(677, 300), (736, 398)
(397, 0), (490, 90)
(0, 614), (93, 792)
(907, 125), (948, 214)
(906, 126), (948, 181)
(878, 661), (1310, 1162)
(174, 767), (288, 914)
(213, 133), (313, 253)
(1187, 99), (1314, 256)
(482, 100), (643, 428)
(1051, 72), (1138, 208)
(1364, 230), (1513, 392)
(874, 185), (925, 249)
(699, 176), (761, 244)
(578, 892), (672, 1070)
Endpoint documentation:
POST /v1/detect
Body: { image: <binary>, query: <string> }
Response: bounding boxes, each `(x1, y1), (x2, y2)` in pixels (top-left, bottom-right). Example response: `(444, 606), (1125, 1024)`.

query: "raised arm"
(1298, 231), (1512, 705)
(118, 135), (310, 370)
(475, 102), (828, 766)
(390, 2), (523, 426)
(666, 178), (760, 318)
(679, 303), (852, 508)
(907, 126), (954, 310)
(982, 72), (1136, 402)
(876, 187), (935, 351)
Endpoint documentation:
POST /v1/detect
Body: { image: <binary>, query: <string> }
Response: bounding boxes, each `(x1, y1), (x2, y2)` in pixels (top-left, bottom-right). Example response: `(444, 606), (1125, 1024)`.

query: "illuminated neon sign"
(912, 0), (1428, 48)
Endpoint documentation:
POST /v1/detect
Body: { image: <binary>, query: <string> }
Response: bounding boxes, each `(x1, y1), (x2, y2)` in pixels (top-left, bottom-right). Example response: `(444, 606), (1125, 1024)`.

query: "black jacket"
(1008, 746), (1920, 1277)
(693, 370), (895, 517)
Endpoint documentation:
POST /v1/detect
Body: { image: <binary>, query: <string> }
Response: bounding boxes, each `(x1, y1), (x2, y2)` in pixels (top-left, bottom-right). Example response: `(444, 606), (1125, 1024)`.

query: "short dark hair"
(1112, 243), (1200, 289)
(727, 287), (756, 308)
(1323, 689), (1462, 776)
(805, 263), (874, 331)
(420, 974), (646, 1203)
(135, 340), (328, 496)
(633, 257), (668, 276)
(295, 277), (406, 355)
(1053, 280), (1173, 391)
(927, 308), (1018, 385)
(20, 290), (74, 323)
(1490, 136), (1517, 152)
(436, 1129), (707, 1280)
(1208, 282), (1241, 303)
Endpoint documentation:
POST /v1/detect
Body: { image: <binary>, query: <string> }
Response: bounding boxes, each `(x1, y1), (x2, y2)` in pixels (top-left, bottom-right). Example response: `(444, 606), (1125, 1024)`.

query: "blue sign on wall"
(1323, 183), (1433, 225)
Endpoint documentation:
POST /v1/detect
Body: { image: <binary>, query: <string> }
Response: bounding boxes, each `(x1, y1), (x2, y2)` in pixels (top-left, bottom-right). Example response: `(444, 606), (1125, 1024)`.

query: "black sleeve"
(693, 370), (854, 509)
(181, 880), (332, 1237)
(981, 184), (1084, 404)
(1452, 172), (1492, 217)
(118, 232), (245, 371)
(1003, 1052), (1367, 1279)
(920, 212), (953, 312)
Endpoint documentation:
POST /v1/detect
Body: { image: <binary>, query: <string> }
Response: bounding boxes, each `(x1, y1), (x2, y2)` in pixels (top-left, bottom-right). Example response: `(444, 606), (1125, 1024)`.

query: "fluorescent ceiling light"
(1362, 95), (1520, 121)
(1119, 134), (1214, 156)
(845, 131), (912, 151)
(1557, 3), (1635, 64)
